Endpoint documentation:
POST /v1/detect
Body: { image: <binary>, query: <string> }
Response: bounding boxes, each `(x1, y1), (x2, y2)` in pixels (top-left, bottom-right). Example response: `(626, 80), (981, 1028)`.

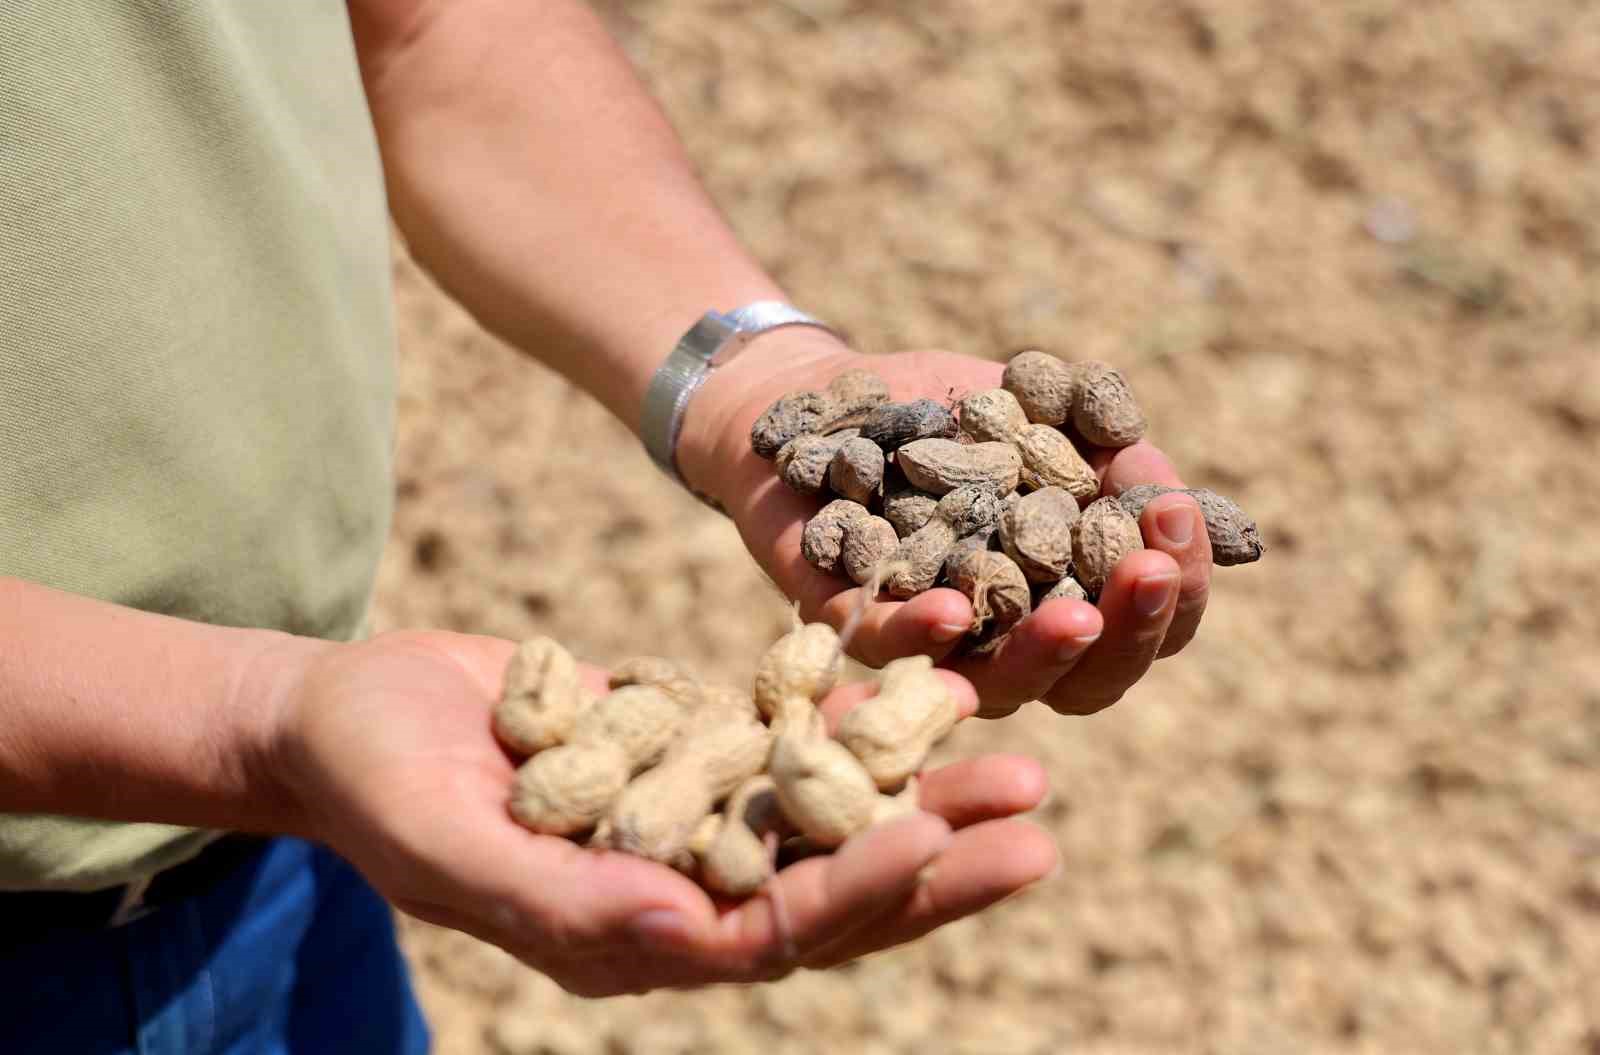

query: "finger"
(394, 803), (724, 1000)
(942, 597), (1104, 717)
(1137, 491), (1212, 657)
(800, 818), (1058, 970)
(914, 754), (1049, 828)
(817, 668), (978, 733)
(1087, 439), (1186, 495)
(816, 586), (974, 669)
(699, 812), (955, 979)
(1043, 550), (1180, 715)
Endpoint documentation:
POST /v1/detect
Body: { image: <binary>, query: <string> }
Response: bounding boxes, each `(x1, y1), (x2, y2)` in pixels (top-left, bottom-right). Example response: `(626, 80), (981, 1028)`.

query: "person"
(0, 1), (1213, 1050)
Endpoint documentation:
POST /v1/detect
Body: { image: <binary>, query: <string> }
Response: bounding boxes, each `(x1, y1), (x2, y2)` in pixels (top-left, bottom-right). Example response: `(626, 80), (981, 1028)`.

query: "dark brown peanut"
(1072, 496), (1144, 596)
(1117, 484), (1265, 566)
(1073, 362), (1147, 447)
(841, 514), (900, 586)
(957, 388), (1096, 498)
(860, 398), (958, 451)
(999, 486), (1079, 584)
(776, 430), (856, 495)
(750, 370), (891, 458)
(1040, 574), (1088, 604)
(883, 486), (939, 538)
(896, 438), (1021, 496)
(801, 499), (870, 574)
(1002, 350), (1079, 426)
(948, 549), (1032, 636)
(828, 436), (885, 504)
(886, 485), (1004, 599)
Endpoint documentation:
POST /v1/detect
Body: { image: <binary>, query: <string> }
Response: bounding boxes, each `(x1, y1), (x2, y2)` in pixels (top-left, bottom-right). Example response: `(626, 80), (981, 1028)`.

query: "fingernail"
(1057, 631), (1100, 663)
(628, 909), (690, 948)
(930, 621), (970, 643)
(1133, 573), (1178, 618)
(1155, 504), (1194, 546)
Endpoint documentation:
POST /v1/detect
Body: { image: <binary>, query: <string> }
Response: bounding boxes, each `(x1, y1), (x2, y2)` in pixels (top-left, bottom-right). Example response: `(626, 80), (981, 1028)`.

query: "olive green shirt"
(0, 1), (396, 890)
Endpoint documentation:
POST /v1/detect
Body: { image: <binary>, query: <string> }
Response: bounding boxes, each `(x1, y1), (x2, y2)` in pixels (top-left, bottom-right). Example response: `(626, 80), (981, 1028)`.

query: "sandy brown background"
(370, 2), (1600, 1052)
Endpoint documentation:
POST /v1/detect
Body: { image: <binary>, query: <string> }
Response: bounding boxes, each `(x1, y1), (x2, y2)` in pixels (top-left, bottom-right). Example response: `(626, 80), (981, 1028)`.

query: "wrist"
(227, 631), (340, 839)
(674, 326), (856, 509)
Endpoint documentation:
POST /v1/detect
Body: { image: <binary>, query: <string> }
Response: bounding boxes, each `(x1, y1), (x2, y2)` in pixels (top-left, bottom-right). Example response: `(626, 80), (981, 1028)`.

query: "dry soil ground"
(370, 2), (1600, 1052)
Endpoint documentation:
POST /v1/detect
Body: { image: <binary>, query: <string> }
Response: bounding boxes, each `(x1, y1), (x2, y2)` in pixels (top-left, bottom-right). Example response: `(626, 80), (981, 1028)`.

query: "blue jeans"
(0, 838), (430, 1054)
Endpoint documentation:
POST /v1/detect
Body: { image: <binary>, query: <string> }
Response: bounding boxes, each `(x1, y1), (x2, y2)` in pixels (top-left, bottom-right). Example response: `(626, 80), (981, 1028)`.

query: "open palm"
(681, 346), (1216, 719)
(272, 629), (1055, 996)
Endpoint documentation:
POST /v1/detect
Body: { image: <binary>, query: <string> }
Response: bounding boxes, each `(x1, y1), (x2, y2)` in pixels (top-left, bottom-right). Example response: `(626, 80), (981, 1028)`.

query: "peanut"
(883, 485), (939, 538)
(752, 623), (841, 727)
(828, 436), (886, 504)
(509, 684), (682, 835)
(691, 683), (763, 728)
(941, 531), (996, 583)
(609, 656), (701, 712)
(886, 485), (1004, 599)
(999, 486), (1079, 583)
(947, 549), (1032, 638)
(801, 499), (870, 575)
(836, 655), (960, 790)
(800, 499), (900, 587)
(957, 388), (1097, 498)
(776, 430), (857, 495)
(1040, 574), (1088, 604)
(494, 637), (592, 756)
(1116, 484), (1265, 566)
(859, 398), (958, 451)
(701, 775), (790, 897)
(895, 438), (1022, 496)
(1073, 361), (1147, 447)
(1072, 495), (1144, 596)
(751, 369), (891, 458)
(1002, 350), (1078, 426)
(840, 514), (899, 586)
(603, 717), (774, 866)
(769, 711), (881, 847)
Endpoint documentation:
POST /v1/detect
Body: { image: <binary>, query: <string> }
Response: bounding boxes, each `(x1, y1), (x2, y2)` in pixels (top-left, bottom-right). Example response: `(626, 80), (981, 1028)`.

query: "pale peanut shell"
(493, 636), (588, 755)
(836, 656), (960, 791)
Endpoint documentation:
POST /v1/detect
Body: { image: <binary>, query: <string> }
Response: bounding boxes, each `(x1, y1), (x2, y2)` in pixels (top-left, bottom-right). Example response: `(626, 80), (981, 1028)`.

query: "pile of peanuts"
(495, 622), (954, 898)
(751, 349), (1263, 655)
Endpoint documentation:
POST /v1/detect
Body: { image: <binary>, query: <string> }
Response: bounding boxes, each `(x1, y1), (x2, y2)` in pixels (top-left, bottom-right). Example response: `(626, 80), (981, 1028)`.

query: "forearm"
(355, 0), (846, 431)
(0, 577), (315, 833)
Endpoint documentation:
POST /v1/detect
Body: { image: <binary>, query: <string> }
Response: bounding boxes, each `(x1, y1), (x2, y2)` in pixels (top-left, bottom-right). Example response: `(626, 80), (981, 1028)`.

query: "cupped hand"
(265, 630), (1055, 996)
(677, 336), (1213, 718)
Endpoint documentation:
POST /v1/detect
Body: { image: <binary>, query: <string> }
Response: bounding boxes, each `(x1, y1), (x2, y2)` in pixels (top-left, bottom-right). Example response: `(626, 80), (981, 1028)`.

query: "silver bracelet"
(640, 301), (840, 500)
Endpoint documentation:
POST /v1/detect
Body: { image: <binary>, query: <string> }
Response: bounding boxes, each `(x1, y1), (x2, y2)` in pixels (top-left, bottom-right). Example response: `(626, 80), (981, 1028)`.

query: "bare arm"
(350, 0), (847, 432)
(0, 576), (309, 829)
(348, 0), (1214, 713)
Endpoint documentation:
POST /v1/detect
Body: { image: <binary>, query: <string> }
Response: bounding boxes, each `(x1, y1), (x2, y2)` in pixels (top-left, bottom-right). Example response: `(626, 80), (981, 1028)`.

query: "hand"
(263, 630), (1055, 996)
(677, 336), (1214, 718)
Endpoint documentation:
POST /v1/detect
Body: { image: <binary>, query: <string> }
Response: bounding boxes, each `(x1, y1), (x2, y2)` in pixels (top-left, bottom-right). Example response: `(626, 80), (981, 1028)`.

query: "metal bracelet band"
(640, 301), (840, 491)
